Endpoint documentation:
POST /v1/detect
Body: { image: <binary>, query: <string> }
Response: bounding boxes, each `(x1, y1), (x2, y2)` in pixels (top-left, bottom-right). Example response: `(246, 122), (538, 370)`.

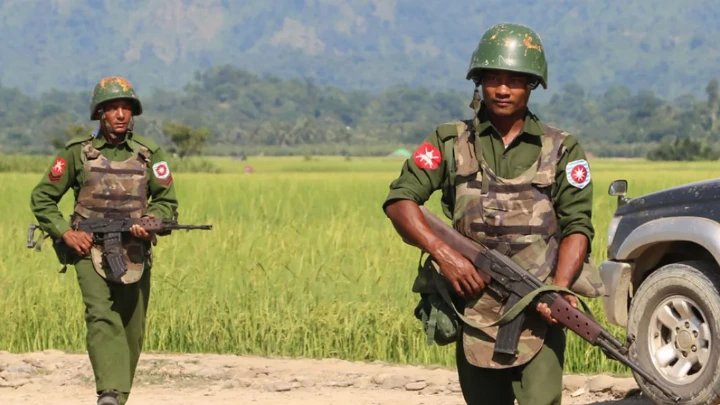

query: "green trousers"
(74, 258), (151, 405)
(455, 326), (566, 405)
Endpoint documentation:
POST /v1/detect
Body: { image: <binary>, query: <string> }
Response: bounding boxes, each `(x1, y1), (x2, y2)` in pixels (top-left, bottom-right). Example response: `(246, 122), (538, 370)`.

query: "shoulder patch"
(64, 135), (93, 149)
(131, 134), (160, 152)
(152, 161), (173, 186)
(566, 159), (591, 189)
(48, 157), (67, 182)
(413, 142), (442, 170)
(436, 120), (466, 141)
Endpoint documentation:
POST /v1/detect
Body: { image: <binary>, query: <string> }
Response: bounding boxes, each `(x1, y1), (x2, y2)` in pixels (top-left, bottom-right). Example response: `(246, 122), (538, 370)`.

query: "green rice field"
(0, 155), (716, 375)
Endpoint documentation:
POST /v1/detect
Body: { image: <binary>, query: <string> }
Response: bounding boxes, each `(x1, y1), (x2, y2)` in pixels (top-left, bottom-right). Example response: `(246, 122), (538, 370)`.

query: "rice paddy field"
(0, 155), (716, 375)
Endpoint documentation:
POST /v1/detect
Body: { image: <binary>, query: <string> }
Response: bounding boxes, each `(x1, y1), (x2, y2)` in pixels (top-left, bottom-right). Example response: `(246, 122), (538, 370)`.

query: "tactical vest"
(72, 141), (151, 284)
(453, 121), (565, 369)
(411, 120), (605, 367)
(453, 123), (565, 281)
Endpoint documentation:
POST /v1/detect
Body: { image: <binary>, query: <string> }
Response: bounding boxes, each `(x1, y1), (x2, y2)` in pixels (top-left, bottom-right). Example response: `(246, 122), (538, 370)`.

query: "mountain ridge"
(2, 0), (718, 101)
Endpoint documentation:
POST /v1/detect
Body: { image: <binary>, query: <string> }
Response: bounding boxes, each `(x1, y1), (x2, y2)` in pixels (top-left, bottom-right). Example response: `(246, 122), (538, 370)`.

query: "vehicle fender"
(617, 216), (720, 264)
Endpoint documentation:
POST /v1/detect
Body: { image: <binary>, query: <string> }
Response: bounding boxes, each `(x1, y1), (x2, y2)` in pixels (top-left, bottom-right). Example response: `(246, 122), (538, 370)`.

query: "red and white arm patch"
(566, 159), (591, 189)
(152, 161), (173, 186)
(48, 157), (66, 182)
(412, 142), (442, 170)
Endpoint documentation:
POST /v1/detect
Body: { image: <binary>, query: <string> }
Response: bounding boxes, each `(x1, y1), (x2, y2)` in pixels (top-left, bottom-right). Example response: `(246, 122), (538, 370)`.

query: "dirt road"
(0, 350), (653, 404)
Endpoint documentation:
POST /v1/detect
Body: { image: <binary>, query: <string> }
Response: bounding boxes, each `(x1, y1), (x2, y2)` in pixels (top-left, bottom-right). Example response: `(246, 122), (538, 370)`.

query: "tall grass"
(1, 157), (716, 374)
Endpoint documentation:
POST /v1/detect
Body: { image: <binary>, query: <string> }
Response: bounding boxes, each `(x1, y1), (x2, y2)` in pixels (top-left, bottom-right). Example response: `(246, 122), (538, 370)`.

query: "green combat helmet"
(89, 76), (143, 120)
(466, 23), (548, 89)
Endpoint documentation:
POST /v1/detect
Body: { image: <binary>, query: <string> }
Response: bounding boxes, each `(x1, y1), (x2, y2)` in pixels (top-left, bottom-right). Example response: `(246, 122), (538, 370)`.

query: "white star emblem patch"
(566, 159), (591, 189)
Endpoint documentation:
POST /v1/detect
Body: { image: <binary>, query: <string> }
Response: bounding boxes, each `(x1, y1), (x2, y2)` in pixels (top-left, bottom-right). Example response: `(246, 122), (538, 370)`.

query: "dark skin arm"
(536, 233), (587, 324)
(385, 199), (486, 298)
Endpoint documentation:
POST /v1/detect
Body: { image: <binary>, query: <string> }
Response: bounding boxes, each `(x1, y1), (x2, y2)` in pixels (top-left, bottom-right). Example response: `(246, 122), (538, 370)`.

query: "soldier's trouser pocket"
(456, 325), (566, 405)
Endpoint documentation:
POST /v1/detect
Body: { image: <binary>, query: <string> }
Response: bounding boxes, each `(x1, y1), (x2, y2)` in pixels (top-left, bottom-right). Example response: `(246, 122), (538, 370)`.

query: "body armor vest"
(411, 120), (604, 367)
(73, 141), (151, 284)
(453, 121), (565, 369)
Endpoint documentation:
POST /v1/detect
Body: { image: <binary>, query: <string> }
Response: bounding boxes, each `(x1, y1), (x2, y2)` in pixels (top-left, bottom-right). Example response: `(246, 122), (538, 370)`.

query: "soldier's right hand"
(435, 245), (486, 299)
(62, 230), (93, 256)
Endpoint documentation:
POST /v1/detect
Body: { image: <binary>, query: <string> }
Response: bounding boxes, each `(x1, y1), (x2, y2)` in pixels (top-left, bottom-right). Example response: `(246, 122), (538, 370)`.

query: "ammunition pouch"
(412, 254), (460, 346)
(414, 293), (459, 346)
(562, 257), (605, 298)
(51, 239), (82, 272)
(27, 224), (80, 273)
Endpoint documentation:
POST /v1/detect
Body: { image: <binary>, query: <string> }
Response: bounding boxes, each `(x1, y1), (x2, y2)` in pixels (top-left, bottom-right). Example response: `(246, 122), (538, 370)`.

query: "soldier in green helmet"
(30, 76), (178, 405)
(383, 23), (601, 405)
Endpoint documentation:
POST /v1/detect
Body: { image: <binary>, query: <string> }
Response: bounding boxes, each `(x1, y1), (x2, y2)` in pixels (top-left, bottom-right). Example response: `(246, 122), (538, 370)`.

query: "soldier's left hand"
(536, 293), (577, 325)
(130, 216), (155, 241)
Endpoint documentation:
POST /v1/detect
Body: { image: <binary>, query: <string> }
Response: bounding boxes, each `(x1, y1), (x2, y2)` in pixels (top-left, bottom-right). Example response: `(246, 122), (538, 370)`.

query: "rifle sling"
(426, 305), (440, 346)
(430, 266), (593, 331)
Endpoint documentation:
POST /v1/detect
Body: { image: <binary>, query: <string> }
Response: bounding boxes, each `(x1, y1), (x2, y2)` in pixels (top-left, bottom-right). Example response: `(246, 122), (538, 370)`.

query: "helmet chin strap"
(469, 85), (482, 132)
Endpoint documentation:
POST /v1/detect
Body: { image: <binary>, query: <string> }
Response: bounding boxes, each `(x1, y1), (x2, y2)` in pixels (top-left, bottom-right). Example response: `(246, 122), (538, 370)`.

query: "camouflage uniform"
(384, 24), (597, 405)
(30, 77), (177, 405)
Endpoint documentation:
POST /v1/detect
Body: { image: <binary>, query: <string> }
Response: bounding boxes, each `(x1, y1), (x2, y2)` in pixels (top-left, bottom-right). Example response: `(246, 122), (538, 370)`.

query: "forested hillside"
(1, 0), (718, 101)
(2, 66), (717, 158)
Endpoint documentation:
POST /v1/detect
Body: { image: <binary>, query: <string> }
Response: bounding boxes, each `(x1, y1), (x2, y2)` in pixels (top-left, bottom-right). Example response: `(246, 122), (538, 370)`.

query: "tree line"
(0, 65), (718, 160)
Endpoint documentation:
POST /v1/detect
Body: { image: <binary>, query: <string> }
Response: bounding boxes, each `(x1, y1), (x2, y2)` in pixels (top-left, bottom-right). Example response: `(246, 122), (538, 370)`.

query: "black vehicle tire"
(627, 260), (720, 405)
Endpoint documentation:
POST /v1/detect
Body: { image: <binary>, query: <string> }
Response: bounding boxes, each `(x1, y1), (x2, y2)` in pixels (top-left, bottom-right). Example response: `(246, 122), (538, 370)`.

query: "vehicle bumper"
(599, 260), (633, 327)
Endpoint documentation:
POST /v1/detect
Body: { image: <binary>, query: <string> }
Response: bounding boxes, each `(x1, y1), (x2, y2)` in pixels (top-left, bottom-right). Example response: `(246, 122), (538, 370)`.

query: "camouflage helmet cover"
(89, 76), (143, 120)
(466, 23), (548, 89)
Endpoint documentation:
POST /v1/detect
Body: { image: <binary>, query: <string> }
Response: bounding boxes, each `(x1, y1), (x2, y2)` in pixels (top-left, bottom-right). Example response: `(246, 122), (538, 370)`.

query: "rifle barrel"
(596, 338), (680, 402)
(170, 225), (213, 230)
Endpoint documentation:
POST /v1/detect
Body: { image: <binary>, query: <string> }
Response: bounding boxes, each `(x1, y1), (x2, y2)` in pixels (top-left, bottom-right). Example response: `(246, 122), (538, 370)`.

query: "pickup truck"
(600, 178), (720, 405)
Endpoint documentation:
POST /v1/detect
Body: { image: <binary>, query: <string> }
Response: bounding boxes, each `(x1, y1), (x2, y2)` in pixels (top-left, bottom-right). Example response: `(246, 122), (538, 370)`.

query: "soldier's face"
(480, 70), (531, 118)
(100, 99), (133, 135)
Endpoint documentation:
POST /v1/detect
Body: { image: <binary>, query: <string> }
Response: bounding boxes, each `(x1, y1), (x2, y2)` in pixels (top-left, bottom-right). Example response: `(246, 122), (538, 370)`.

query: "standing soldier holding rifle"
(29, 76), (178, 405)
(383, 23), (607, 405)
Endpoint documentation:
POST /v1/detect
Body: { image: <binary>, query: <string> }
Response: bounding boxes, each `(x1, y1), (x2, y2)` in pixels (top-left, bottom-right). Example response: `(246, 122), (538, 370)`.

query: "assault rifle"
(76, 217), (212, 278)
(27, 218), (212, 279)
(417, 206), (681, 402)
